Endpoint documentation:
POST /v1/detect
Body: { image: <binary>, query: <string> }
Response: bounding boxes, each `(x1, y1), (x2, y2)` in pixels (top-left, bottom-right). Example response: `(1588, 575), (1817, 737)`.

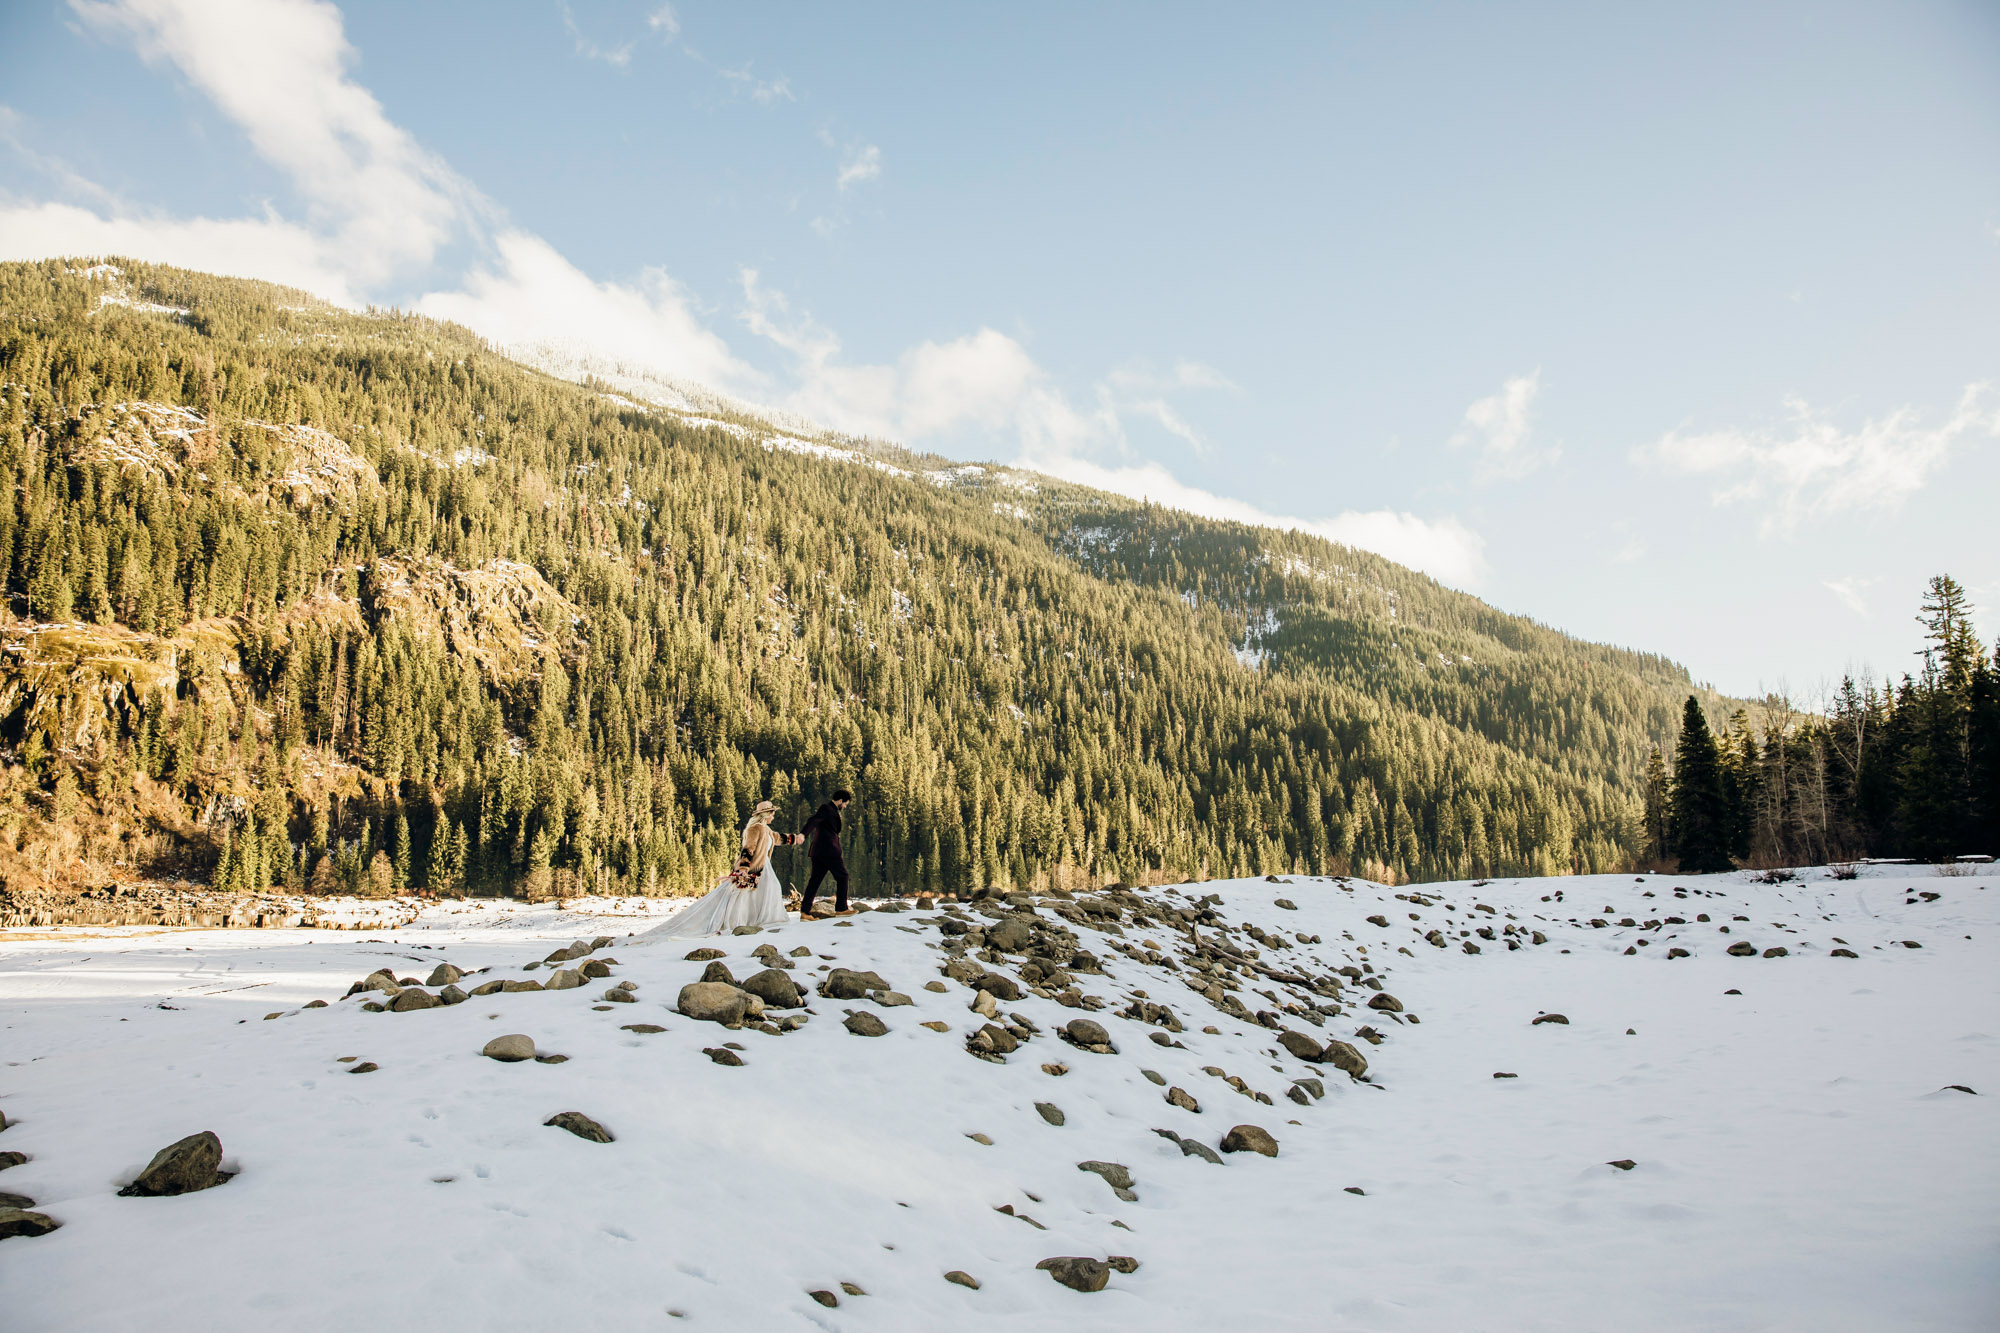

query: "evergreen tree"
(1669, 697), (1733, 873)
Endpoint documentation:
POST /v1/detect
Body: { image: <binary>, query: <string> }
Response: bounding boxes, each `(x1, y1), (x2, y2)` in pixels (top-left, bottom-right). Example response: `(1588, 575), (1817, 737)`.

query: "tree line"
(1650, 575), (2000, 871)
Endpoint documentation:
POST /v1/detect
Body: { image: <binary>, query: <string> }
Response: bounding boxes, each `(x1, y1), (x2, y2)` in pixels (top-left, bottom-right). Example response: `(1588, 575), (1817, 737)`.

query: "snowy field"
(1, 866), (1994, 1331)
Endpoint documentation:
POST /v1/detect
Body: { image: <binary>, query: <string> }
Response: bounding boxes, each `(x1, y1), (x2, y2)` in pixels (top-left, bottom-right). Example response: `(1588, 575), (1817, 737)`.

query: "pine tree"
(392, 811), (412, 892)
(1669, 697), (1732, 873)
(1641, 747), (1669, 865)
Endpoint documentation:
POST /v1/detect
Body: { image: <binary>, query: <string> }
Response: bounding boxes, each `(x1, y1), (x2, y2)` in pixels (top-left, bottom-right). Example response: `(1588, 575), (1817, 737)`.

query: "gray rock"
(348, 1062), (379, 1074)
(740, 968), (804, 1009)
(684, 947), (726, 961)
(581, 960), (613, 979)
(1727, 940), (1757, 957)
(820, 968), (891, 999)
(1165, 1086), (1201, 1113)
(1034, 1102), (1065, 1126)
(1180, 1137), (1223, 1164)
(544, 1111), (614, 1143)
(119, 1130), (230, 1197)
(0, 1191), (32, 1209)
(544, 968), (587, 991)
(700, 960), (738, 985)
(969, 1023), (1019, 1055)
(389, 987), (441, 1012)
(0, 1208), (59, 1240)
(678, 981), (756, 1026)
(1107, 1255), (1140, 1274)
(1366, 992), (1403, 1013)
(1276, 1030), (1324, 1062)
(425, 963), (464, 987)
(844, 1011), (890, 1037)
(1531, 1013), (1569, 1026)
(482, 1033), (537, 1062)
(438, 984), (468, 1005)
(1292, 1077), (1325, 1100)
(1063, 1018), (1116, 1052)
(1036, 1256), (1110, 1292)
(602, 988), (636, 1003)
(499, 979), (543, 993)
(1142, 1069), (1166, 1086)
(0, 1153), (24, 1171)
(1322, 1040), (1368, 1079)
(468, 980), (505, 996)
(1221, 1124), (1278, 1157)
(974, 972), (1023, 1002)
(987, 917), (1033, 953)
(870, 990), (915, 1007)
(1076, 1160), (1133, 1191)
(703, 1047), (745, 1066)
(943, 1270), (980, 1290)
(620, 1023), (668, 1034)
(809, 1290), (839, 1308)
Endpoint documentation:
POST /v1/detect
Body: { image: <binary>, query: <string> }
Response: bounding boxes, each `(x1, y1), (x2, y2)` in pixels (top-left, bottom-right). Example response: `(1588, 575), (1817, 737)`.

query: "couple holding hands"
(655, 790), (854, 938)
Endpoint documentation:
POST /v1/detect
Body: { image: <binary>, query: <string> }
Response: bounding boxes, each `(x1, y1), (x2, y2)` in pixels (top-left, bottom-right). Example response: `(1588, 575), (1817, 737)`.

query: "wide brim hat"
(752, 800), (777, 816)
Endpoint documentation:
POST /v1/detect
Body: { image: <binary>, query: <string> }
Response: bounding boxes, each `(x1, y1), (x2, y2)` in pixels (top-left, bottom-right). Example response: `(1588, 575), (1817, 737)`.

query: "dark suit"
(799, 801), (849, 914)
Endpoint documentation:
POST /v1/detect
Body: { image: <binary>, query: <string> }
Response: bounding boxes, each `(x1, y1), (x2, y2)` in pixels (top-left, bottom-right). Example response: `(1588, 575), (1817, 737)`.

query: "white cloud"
(1639, 383), (1998, 536)
(1452, 370), (1556, 481)
(837, 144), (882, 190)
(561, 3), (633, 68)
(417, 231), (755, 396)
(720, 66), (793, 104)
(647, 4), (679, 41)
(68, 0), (477, 286)
(1823, 577), (1877, 618)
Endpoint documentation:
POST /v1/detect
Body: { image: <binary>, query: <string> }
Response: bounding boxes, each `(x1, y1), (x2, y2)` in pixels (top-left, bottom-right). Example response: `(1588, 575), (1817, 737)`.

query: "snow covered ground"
(1, 866), (1993, 1331)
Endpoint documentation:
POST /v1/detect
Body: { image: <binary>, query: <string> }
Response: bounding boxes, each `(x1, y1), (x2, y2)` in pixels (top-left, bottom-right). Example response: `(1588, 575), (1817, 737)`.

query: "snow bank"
(1, 866), (1993, 1330)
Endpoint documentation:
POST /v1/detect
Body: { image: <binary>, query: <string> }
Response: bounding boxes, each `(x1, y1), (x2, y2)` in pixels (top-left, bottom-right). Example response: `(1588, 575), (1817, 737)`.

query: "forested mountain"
(0, 259), (1722, 900)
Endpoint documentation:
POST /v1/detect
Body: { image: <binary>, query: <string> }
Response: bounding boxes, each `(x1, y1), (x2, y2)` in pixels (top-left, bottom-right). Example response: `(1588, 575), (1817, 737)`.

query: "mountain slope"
(0, 259), (1724, 899)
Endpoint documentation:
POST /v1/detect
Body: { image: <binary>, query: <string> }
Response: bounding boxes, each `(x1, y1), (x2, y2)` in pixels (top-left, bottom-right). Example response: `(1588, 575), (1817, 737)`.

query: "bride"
(643, 801), (800, 939)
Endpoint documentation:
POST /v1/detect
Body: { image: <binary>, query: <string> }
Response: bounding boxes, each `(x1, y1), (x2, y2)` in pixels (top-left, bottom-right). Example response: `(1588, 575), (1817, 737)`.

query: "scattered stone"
(844, 1011), (890, 1037)
(1727, 941), (1757, 957)
(1142, 1069), (1166, 1086)
(1035, 1102), (1065, 1126)
(602, 988), (635, 1003)
(1367, 992), (1403, 1013)
(482, 1034), (537, 1062)
(1667, 948), (1691, 959)
(943, 1270), (980, 1290)
(389, 987), (441, 1012)
(349, 1061), (379, 1074)
(1107, 1255), (1140, 1274)
(1063, 1018), (1117, 1052)
(1943, 1085), (1978, 1095)
(703, 1047), (745, 1066)
(685, 948), (725, 961)
(1042, 1062), (1069, 1076)
(1724, 988), (1742, 995)
(119, 1130), (231, 1196)
(438, 984), (467, 1005)
(545, 1112), (614, 1143)
(581, 960), (613, 979)
(1165, 1086), (1201, 1113)
(0, 1208), (59, 1240)
(425, 963), (464, 987)
(741, 968), (805, 1009)
(921, 1020), (950, 1032)
(1366, 915), (1390, 927)
(820, 968), (892, 999)
(1293, 1077), (1324, 1099)
(871, 990), (915, 1007)
(0, 1191), (31, 1209)
(966, 1132), (994, 1145)
(677, 981), (758, 1026)
(499, 979), (543, 993)
(621, 1024), (667, 1034)
(1344, 1186), (1366, 1195)
(0, 1153), (25, 1171)
(1277, 1030), (1324, 1062)
(1762, 947), (1789, 959)
(303, 999), (328, 1008)
(1077, 1161), (1135, 1200)
(1037, 1256), (1111, 1292)
(1220, 1124), (1278, 1157)
(809, 1290), (839, 1308)
(840, 1282), (866, 1296)
(534, 1054), (569, 1065)
(1831, 948), (1859, 958)
(1493, 1071), (1517, 1079)
(923, 980), (950, 993)
(1322, 1039), (1369, 1079)
(1531, 1013), (1569, 1026)
(974, 972), (1023, 1002)
(1274, 898), (1297, 910)
(1607, 1159), (1637, 1171)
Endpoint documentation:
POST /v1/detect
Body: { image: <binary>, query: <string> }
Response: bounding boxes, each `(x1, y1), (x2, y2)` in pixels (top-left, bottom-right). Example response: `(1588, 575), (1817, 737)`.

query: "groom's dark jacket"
(801, 802), (845, 869)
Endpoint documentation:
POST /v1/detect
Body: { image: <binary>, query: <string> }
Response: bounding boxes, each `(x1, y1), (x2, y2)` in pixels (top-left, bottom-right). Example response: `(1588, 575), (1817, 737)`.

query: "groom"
(798, 788), (853, 918)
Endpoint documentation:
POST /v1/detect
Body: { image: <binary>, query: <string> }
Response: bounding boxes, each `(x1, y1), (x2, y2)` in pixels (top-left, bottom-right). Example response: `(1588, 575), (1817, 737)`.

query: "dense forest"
(1648, 576), (2000, 871)
(0, 259), (1721, 900)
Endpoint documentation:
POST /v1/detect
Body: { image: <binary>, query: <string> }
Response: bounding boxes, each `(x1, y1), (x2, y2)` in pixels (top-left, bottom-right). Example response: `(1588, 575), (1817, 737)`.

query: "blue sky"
(3, 0), (1996, 696)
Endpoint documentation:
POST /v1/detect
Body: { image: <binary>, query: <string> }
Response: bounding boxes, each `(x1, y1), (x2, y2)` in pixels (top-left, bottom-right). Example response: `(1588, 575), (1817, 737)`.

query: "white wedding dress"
(642, 826), (791, 939)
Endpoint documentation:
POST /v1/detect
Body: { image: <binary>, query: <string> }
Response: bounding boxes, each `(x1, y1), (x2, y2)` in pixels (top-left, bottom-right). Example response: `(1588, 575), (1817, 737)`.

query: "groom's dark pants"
(801, 856), (849, 915)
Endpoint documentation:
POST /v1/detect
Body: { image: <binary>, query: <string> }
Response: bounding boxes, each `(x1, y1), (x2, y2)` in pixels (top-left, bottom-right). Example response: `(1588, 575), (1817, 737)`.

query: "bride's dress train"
(641, 860), (789, 940)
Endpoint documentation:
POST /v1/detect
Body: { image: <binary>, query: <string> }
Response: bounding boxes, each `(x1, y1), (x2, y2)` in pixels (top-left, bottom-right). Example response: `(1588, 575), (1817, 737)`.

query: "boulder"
(684, 948), (725, 961)
(602, 988), (635, 1003)
(1165, 1086), (1201, 1113)
(1762, 947), (1789, 959)
(621, 1023), (668, 1034)
(1727, 941), (1758, 957)
(118, 1130), (230, 1197)
(544, 968), (587, 991)
(499, 979), (544, 993)
(974, 972), (1023, 1002)
(1276, 1030), (1323, 1062)
(844, 1011), (890, 1037)
(740, 969), (805, 1009)
(1322, 1040), (1368, 1079)
(482, 1034), (537, 1062)
(1036, 1256), (1110, 1293)
(0, 1208), (59, 1240)
(438, 984), (468, 1006)
(388, 987), (441, 1012)
(943, 1271), (980, 1290)
(544, 1112), (614, 1143)
(424, 963), (463, 987)
(1034, 1102), (1065, 1126)
(1076, 1160), (1136, 1201)
(969, 1023), (1019, 1055)
(703, 1047), (745, 1066)
(942, 957), (984, 984)
(1063, 1018), (1116, 1052)
(871, 990), (915, 1007)
(820, 968), (891, 1000)
(987, 917), (1033, 953)
(678, 982), (756, 1026)
(699, 961), (738, 985)
(1530, 1013), (1569, 1026)
(0, 1153), (25, 1171)
(581, 960), (613, 979)
(1367, 992), (1403, 1013)
(1221, 1124), (1279, 1157)
(970, 989), (1000, 1018)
